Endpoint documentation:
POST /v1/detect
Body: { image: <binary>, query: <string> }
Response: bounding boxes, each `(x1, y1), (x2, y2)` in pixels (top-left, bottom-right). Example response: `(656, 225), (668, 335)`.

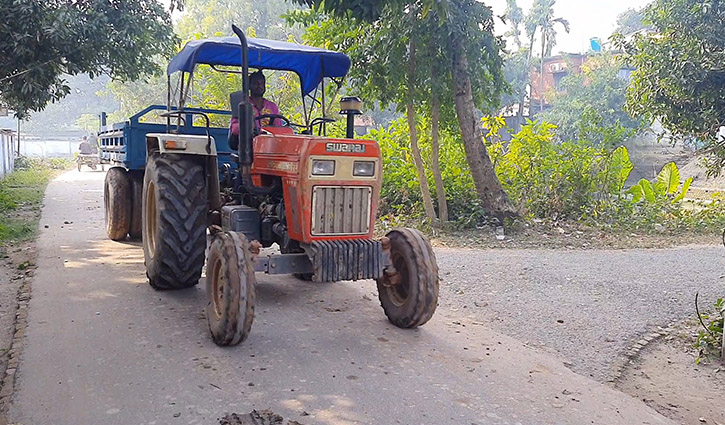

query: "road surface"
(8, 170), (673, 425)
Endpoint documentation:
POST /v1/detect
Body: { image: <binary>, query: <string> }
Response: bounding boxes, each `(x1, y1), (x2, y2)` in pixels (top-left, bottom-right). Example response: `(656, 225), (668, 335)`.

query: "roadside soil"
(616, 319), (725, 425)
(430, 221), (721, 250)
(0, 243), (35, 375)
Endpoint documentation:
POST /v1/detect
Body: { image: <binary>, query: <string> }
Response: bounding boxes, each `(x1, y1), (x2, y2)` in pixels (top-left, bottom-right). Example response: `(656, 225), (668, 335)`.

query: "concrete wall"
(0, 130), (16, 178)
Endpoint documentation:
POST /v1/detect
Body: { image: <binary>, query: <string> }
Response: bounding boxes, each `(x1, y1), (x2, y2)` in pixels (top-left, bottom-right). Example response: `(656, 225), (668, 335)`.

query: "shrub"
(488, 121), (631, 220)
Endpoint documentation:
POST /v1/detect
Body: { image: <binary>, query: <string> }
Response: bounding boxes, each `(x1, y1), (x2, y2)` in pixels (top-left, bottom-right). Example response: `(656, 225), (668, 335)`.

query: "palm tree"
(504, 0), (524, 50)
(520, 0), (570, 116)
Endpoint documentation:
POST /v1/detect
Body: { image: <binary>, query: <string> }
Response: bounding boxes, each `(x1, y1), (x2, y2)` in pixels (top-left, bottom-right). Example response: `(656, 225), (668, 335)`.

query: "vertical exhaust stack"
(339, 97), (363, 139)
(231, 24), (280, 196)
(231, 24), (254, 167)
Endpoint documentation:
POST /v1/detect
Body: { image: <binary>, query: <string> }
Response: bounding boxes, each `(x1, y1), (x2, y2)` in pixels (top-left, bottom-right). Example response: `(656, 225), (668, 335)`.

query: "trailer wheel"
(104, 167), (131, 241)
(142, 153), (207, 290)
(128, 173), (143, 240)
(376, 228), (439, 328)
(206, 231), (256, 346)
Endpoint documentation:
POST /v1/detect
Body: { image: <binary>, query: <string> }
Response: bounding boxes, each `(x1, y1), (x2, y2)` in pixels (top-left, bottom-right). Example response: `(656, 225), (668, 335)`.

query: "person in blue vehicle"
(229, 71), (280, 138)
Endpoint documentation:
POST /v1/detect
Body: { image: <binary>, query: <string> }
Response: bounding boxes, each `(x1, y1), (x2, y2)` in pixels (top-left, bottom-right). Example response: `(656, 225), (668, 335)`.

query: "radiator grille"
(311, 186), (372, 236)
(310, 240), (383, 282)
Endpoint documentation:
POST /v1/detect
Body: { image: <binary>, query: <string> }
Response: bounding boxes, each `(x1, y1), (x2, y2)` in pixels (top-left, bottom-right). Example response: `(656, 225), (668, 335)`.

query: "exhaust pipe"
(231, 24), (279, 196)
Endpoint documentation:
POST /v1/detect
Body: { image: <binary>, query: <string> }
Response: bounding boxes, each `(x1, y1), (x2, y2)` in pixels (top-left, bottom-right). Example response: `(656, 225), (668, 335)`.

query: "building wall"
(529, 54), (587, 114)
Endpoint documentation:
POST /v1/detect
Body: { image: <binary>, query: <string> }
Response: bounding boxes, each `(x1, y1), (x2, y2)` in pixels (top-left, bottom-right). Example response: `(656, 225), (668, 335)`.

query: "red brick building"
(529, 53), (588, 114)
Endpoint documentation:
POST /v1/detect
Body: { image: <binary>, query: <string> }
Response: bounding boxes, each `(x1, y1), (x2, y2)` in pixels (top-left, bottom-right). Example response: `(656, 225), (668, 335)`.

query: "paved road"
(9, 171), (673, 425)
(435, 244), (725, 382)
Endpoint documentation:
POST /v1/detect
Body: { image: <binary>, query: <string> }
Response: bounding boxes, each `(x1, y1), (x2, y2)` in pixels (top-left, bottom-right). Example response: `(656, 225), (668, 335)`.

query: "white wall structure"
(0, 129), (16, 178)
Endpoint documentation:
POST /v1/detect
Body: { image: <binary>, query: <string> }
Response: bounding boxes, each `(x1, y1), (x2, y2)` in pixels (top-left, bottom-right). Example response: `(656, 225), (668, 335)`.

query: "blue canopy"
(167, 36), (351, 96)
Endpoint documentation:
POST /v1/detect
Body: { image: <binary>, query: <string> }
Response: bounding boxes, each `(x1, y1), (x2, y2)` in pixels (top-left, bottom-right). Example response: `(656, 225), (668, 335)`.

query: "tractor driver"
(230, 71), (280, 137)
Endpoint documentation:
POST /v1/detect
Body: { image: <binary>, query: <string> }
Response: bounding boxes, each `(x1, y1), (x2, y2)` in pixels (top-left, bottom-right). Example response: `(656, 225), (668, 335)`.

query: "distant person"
(78, 136), (93, 155)
(230, 71), (280, 137)
(87, 134), (99, 153)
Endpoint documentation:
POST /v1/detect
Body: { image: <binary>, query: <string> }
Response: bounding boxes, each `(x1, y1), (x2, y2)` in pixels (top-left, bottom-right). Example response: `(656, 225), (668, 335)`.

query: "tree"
(176, 0), (301, 39)
(0, 0), (176, 119)
(539, 54), (643, 146)
(613, 0), (725, 171)
(504, 0), (524, 50)
(292, 0), (516, 219)
(524, 0), (569, 113)
(614, 8), (649, 36)
(287, 6), (446, 223)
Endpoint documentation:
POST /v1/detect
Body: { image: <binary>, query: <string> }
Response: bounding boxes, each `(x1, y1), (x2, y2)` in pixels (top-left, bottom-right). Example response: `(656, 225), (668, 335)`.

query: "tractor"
(103, 25), (439, 346)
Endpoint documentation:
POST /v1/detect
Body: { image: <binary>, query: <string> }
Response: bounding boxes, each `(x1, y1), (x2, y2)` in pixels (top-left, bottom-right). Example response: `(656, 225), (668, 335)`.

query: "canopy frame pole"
(166, 75), (171, 132)
(301, 85), (309, 127)
(321, 77), (326, 136)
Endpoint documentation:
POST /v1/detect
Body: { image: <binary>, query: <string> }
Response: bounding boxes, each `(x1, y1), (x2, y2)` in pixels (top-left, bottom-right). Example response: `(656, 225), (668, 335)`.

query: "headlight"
(353, 161), (375, 177)
(312, 159), (335, 176)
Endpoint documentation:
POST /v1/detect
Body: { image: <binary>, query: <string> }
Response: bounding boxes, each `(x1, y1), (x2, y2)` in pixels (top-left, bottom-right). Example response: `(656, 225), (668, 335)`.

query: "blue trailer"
(98, 104), (234, 171)
(99, 104), (236, 240)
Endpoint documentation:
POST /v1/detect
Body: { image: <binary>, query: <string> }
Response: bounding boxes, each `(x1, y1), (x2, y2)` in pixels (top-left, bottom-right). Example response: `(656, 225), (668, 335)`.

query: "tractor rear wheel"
(376, 228), (439, 328)
(206, 231), (256, 346)
(104, 167), (131, 241)
(128, 173), (143, 240)
(142, 153), (207, 290)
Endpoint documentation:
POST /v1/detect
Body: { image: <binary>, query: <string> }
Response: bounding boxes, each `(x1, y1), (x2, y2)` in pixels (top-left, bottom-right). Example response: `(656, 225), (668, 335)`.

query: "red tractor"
(134, 26), (439, 346)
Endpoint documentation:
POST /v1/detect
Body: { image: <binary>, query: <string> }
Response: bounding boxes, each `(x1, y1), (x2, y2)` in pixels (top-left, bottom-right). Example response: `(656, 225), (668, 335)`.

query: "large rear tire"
(104, 167), (131, 241)
(376, 228), (439, 328)
(206, 231), (256, 346)
(128, 173), (143, 240)
(142, 153), (207, 290)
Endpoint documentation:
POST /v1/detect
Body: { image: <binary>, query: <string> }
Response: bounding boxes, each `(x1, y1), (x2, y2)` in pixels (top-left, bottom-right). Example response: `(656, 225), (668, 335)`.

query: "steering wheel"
(308, 117), (337, 135)
(255, 114), (291, 127)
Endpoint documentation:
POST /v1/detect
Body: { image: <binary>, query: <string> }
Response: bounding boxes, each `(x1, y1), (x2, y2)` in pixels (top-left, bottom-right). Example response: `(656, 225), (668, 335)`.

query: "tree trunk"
(449, 34), (516, 220)
(430, 90), (448, 222)
(540, 30), (546, 113)
(516, 31), (537, 133)
(407, 39), (437, 224)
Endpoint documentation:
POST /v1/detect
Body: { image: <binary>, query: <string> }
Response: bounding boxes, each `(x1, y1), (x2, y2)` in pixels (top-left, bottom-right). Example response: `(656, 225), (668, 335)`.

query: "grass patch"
(0, 157), (72, 244)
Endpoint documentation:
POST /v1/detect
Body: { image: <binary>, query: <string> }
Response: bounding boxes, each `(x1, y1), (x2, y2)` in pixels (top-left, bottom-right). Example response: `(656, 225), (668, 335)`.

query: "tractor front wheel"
(206, 231), (256, 346)
(104, 167), (131, 241)
(142, 153), (207, 290)
(376, 228), (439, 328)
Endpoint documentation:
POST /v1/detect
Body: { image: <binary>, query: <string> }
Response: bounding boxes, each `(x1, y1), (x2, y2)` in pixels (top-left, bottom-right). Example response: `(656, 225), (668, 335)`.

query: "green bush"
(368, 116), (477, 223)
(370, 117), (725, 233)
(489, 121), (631, 221)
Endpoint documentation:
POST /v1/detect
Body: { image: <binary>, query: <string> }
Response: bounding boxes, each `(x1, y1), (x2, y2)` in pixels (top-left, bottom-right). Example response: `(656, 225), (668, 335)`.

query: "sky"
(487, 0), (653, 54)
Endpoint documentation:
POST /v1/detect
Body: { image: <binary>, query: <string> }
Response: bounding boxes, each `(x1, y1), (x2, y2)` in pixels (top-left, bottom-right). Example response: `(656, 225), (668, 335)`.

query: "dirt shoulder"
(616, 319), (725, 425)
(430, 222), (721, 250)
(0, 162), (65, 418)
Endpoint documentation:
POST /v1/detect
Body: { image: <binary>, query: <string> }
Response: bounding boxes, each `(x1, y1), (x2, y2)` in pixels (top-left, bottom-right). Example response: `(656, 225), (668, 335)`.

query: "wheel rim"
(145, 181), (157, 259)
(210, 255), (225, 319)
(388, 252), (411, 306)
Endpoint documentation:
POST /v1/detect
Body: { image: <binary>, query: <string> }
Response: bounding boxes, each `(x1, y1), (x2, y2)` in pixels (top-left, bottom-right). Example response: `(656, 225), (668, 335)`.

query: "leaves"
(609, 146), (634, 192)
(0, 0), (177, 118)
(673, 177), (693, 202)
(640, 179), (656, 203)
(628, 161), (691, 205)
(657, 162), (681, 194)
(615, 0), (725, 173)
